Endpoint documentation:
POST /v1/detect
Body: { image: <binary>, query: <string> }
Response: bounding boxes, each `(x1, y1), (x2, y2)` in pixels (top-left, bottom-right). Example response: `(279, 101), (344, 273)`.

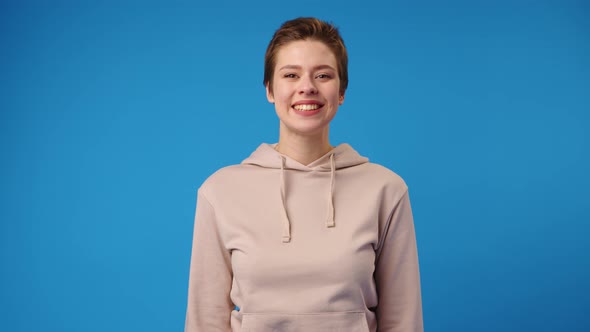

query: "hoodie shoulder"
(241, 143), (280, 168)
(199, 143), (275, 195)
(199, 164), (249, 194)
(363, 162), (409, 193)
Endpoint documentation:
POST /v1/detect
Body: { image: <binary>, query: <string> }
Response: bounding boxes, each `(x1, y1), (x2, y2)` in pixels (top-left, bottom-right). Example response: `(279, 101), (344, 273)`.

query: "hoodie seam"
(375, 188), (409, 257)
(196, 188), (228, 251)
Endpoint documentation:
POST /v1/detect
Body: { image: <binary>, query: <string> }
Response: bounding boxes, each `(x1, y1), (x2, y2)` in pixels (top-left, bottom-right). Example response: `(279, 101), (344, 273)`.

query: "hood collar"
(242, 143), (369, 171)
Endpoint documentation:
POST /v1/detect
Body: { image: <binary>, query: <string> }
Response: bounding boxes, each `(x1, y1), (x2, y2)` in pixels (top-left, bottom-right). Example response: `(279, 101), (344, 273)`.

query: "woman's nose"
(298, 76), (318, 95)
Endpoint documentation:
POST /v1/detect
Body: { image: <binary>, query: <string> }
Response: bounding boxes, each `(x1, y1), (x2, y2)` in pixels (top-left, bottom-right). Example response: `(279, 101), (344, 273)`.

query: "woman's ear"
(339, 93), (345, 105)
(266, 84), (275, 103)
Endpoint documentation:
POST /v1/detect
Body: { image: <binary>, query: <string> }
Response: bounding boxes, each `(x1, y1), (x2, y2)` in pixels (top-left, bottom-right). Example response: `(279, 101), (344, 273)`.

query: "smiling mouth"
(293, 104), (323, 111)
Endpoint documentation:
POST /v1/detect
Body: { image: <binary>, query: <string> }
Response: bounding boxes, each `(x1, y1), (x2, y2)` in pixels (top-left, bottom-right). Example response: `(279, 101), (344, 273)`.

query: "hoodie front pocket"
(240, 311), (369, 332)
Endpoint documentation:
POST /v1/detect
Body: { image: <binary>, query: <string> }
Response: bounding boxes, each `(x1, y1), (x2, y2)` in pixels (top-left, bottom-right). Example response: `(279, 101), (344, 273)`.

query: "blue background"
(1, 0), (588, 331)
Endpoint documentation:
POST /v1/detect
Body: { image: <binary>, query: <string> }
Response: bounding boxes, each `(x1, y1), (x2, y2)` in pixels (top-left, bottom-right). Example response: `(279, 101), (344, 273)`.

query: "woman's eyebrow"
(278, 65), (301, 71)
(314, 65), (336, 71)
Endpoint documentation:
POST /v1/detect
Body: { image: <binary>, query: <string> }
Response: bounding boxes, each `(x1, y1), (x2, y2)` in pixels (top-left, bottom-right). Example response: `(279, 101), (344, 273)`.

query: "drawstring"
(326, 153), (336, 227)
(278, 153), (336, 243)
(279, 156), (291, 243)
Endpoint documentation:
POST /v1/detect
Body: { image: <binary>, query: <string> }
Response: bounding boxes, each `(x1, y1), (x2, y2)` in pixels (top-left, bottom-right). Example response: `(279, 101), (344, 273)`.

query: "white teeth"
(294, 104), (320, 111)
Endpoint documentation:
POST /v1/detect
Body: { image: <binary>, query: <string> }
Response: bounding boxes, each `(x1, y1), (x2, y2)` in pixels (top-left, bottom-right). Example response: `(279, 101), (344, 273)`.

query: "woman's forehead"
(274, 40), (337, 67)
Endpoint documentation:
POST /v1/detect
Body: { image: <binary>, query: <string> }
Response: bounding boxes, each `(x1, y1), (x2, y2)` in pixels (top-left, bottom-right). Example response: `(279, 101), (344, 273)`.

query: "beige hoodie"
(185, 143), (423, 332)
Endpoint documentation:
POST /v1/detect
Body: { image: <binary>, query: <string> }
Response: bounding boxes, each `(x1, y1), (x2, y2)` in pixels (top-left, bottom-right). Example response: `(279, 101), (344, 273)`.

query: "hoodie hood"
(241, 143), (369, 243)
(242, 143), (369, 171)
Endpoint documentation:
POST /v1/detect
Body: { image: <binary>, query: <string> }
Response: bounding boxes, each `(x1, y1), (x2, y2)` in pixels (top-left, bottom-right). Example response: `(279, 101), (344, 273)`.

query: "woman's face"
(267, 39), (344, 138)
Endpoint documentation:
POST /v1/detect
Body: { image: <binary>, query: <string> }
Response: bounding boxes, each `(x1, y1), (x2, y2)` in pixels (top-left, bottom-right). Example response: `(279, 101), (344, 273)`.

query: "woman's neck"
(275, 132), (333, 166)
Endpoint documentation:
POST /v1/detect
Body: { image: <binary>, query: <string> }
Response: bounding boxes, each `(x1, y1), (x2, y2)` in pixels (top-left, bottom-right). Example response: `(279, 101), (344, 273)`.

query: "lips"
(293, 104), (320, 111)
(292, 100), (324, 112)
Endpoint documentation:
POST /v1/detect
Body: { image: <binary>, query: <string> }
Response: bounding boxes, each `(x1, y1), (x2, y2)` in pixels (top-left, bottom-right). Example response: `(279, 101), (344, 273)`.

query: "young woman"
(185, 17), (423, 332)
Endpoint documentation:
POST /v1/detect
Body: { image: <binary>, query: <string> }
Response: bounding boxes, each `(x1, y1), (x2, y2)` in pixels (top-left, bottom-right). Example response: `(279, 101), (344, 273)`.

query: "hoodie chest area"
(227, 196), (378, 307)
(214, 170), (381, 248)
(212, 170), (382, 290)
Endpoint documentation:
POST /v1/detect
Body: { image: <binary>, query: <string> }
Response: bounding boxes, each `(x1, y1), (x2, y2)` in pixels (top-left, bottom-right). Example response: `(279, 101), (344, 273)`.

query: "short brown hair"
(263, 17), (348, 95)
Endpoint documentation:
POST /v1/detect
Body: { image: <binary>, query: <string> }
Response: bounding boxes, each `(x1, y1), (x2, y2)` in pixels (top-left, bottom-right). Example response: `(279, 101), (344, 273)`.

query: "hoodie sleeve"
(185, 190), (233, 332)
(374, 191), (424, 332)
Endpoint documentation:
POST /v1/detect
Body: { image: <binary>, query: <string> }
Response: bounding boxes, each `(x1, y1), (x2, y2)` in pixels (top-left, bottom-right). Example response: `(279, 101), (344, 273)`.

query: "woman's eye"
(284, 73), (297, 78)
(316, 73), (332, 79)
